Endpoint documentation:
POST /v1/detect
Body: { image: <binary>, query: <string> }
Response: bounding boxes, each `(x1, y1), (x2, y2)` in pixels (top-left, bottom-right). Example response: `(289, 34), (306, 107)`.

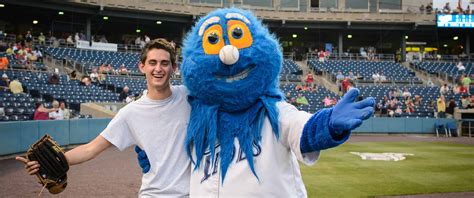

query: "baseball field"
(302, 135), (474, 197)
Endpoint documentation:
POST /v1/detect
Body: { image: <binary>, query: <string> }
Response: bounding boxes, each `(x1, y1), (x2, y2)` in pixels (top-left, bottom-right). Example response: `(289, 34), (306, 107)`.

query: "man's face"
(139, 48), (176, 91)
(60, 103), (65, 109)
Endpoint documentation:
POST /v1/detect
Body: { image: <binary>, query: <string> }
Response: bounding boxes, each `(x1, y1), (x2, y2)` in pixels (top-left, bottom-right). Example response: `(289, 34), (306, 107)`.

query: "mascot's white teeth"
(216, 67), (254, 83)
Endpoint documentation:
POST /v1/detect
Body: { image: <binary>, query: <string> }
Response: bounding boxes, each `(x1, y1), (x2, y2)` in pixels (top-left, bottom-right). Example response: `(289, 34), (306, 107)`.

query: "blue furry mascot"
(138, 8), (374, 197)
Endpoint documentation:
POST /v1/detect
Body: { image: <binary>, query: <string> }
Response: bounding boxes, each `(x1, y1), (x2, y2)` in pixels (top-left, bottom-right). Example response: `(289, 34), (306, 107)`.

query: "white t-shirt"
(190, 101), (319, 198)
(49, 109), (64, 120)
(101, 85), (191, 197)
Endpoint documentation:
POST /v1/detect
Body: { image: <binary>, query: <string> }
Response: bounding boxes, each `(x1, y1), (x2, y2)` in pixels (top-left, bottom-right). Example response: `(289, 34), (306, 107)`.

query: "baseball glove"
(26, 134), (69, 194)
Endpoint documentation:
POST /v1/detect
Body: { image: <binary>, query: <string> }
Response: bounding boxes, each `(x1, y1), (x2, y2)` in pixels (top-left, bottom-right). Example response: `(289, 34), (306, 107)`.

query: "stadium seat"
(434, 122), (448, 137)
(446, 122), (457, 137)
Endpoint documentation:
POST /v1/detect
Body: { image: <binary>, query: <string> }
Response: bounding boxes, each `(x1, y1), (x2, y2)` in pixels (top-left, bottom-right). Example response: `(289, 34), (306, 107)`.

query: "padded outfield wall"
(0, 118), (455, 156)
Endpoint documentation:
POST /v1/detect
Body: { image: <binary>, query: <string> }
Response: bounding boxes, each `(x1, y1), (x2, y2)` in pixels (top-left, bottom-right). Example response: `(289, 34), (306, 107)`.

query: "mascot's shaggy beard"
(181, 8), (284, 182)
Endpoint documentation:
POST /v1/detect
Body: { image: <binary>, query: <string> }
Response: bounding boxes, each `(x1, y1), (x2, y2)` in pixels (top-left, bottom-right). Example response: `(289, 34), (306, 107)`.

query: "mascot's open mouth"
(215, 66), (255, 83)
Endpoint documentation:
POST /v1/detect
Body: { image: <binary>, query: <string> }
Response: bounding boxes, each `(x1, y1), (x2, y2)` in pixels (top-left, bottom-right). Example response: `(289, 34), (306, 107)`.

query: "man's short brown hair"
(140, 38), (176, 65)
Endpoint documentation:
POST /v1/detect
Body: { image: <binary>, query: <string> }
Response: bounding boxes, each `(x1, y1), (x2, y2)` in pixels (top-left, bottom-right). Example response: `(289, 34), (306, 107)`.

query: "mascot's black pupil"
(208, 33), (219, 44)
(232, 27), (243, 39)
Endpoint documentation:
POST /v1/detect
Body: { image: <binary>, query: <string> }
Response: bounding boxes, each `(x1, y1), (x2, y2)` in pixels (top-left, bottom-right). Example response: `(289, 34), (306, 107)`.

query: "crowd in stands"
(419, 2), (472, 14)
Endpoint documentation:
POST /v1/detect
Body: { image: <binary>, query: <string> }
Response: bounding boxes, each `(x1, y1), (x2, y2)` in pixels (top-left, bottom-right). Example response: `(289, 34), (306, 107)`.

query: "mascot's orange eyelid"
(227, 20), (253, 49)
(202, 24), (225, 55)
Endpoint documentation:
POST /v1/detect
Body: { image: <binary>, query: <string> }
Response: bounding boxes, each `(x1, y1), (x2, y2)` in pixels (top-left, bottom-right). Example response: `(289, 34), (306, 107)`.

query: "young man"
(16, 39), (192, 197)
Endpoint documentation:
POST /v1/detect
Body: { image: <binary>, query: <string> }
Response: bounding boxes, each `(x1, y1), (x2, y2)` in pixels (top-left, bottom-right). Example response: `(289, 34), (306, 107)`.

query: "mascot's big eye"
(231, 27), (243, 39)
(208, 32), (219, 44)
(202, 24), (224, 55)
(227, 20), (252, 49)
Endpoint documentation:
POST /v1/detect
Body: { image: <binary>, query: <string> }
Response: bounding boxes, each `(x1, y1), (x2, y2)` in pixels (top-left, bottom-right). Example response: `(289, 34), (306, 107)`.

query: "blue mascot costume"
(137, 8), (374, 197)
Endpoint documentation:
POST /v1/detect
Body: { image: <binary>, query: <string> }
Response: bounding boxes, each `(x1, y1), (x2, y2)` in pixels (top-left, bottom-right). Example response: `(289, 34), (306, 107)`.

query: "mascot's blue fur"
(181, 8), (283, 181)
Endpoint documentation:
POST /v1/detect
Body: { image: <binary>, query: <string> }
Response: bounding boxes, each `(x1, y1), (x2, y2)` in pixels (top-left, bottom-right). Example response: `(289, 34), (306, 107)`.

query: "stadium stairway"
(404, 62), (447, 86)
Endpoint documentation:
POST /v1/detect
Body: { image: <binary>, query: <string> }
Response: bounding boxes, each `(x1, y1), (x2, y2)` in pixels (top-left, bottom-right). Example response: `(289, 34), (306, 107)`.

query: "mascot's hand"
(329, 88), (375, 134)
(135, 146), (150, 173)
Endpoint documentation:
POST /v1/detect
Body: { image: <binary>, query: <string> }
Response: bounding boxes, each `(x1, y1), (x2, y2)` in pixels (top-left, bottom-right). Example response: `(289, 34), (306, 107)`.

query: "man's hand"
(330, 88), (375, 133)
(15, 156), (40, 175)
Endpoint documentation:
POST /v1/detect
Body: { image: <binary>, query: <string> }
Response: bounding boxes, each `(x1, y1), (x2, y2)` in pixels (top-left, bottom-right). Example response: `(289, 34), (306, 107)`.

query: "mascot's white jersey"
(101, 85), (191, 197)
(190, 102), (319, 198)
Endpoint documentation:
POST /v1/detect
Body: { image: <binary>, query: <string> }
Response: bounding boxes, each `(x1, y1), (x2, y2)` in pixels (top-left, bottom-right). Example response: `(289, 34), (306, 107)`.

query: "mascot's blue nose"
(219, 45), (240, 65)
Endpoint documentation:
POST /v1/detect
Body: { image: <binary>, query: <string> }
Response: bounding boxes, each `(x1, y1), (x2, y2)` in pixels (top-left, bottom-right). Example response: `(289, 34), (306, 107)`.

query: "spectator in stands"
(323, 96), (332, 107)
(99, 63), (107, 73)
(33, 103), (57, 120)
(393, 106), (403, 117)
(437, 95), (446, 118)
(341, 77), (350, 94)
(47, 72), (60, 85)
(467, 95), (474, 109)
(405, 98), (415, 114)
(402, 88), (412, 99)
(305, 71), (314, 87)
(456, 61), (465, 72)
(461, 95), (470, 109)
(118, 64), (129, 75)
(119, 86), (131, 102)
(446, 97), (456, 118)
(126, 94), (136, 103)
(294, 83), (303, 91)
(302, 83), (313, 92)
(38, 32), (46, 45)
(32, 48), (43, 63)
(419, 4), (425, 13)
(106, 63), (114, 74)
(74, 33), (80, 43)
(443, 2), (451, 14)
(100, 35), (108, 43)
(379, 73), (387, 83)
(24, 31), (33, 48)
(414, 95), (422, 106)
(347, 71), (356, 81)
(378, 96), (389, 117)
(49, 100), (64, 120)
(372, 72), (380, 84)
(331, 97), (338, 106)
(426, 78), (434, 87)
(59, 101), (71, 119)
(6, 44), (14, 56)
(80, 76), (92, 86)
(440, 84), (450, 95)
(0, 55), (8, 70)
(90, 68), (100, 83)
(9, 76), (23, 94)
(69, 70), (78, 80)
(66, 34), (74, 45)
(0, 73), (9, 91)
(318, 50), (325, 62)
(426, 3), (433, 14)
(461, 74), (471, 93)
(145, 35), (151, 43)
(295, 93), (309, 106)
(465, 5), (471, 14)
(359, 47), (366, 59)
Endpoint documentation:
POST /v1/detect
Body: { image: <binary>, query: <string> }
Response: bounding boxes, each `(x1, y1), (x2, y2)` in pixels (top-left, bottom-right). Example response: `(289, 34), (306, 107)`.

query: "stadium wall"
(0, 118), (455, 156)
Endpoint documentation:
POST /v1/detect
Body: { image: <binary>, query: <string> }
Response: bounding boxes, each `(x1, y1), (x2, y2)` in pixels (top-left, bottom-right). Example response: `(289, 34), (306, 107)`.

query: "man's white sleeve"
(100, 108), (135, 151)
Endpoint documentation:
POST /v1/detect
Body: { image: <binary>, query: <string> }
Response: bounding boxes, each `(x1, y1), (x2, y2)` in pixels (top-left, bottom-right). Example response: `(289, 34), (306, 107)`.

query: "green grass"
(301, 142), (474, 197)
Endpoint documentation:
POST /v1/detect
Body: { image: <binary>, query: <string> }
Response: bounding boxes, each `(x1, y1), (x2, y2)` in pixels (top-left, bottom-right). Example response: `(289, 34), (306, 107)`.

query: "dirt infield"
(0, 147), (141, 197)
(0, 135), (472, 197)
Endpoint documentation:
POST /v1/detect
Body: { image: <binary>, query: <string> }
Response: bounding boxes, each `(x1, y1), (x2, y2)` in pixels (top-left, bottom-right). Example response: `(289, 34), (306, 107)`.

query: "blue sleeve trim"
(300, 108), (351, 153)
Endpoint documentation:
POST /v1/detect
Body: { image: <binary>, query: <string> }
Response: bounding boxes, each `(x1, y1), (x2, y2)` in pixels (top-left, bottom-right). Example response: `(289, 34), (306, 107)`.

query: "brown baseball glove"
(26, 134), (69, 194)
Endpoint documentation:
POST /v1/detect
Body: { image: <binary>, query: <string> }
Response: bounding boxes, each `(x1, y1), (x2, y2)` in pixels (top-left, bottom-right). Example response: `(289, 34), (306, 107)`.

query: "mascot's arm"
(300, 88), (374, 153)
